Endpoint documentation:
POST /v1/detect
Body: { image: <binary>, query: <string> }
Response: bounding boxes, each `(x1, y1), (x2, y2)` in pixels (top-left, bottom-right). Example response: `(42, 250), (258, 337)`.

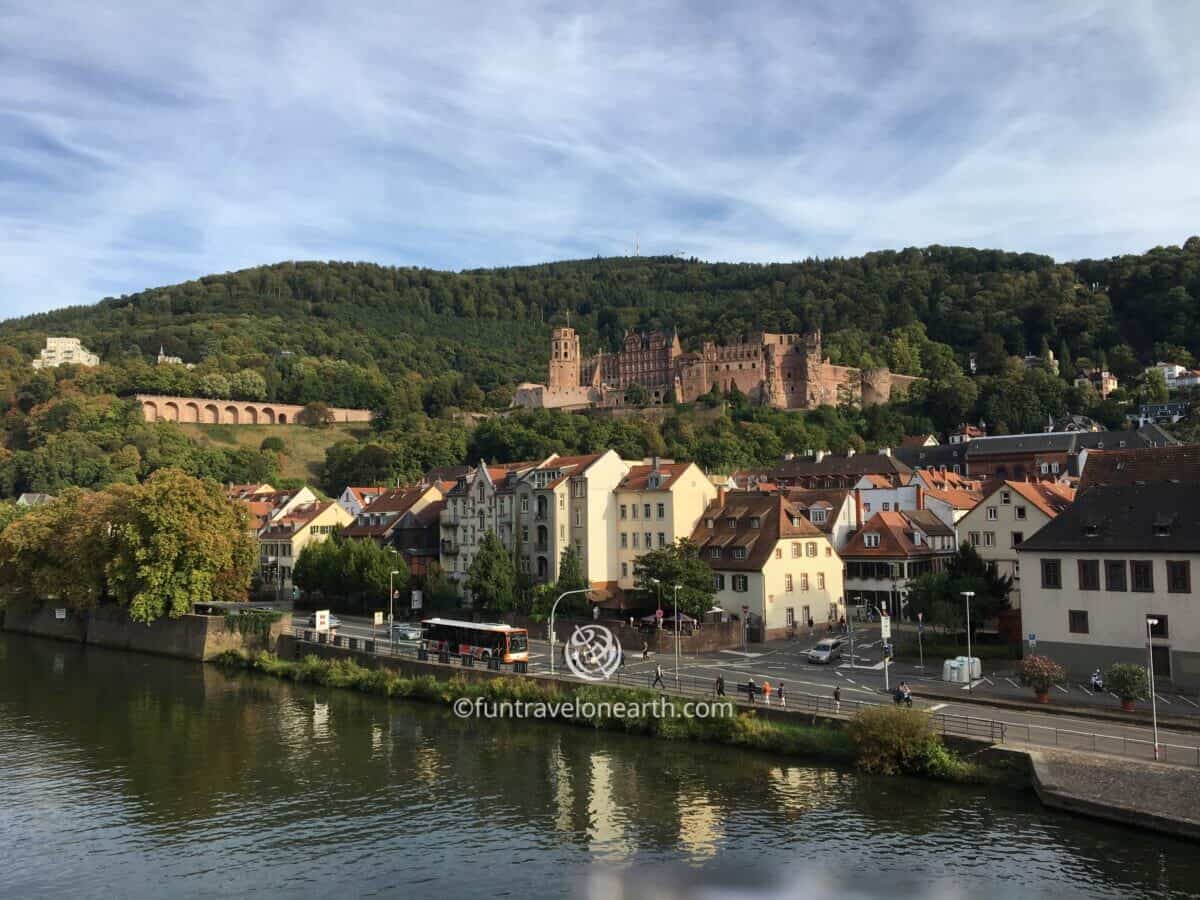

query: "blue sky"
(2, 0), (1199, 317)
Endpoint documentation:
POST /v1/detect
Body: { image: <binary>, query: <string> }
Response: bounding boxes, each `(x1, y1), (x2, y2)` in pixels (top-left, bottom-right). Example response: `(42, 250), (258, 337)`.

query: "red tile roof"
(841, 510), (952, 559)
(690, 492), (825, 571)
(617, 462), (694, 491)
(979, 479), (1075, 518)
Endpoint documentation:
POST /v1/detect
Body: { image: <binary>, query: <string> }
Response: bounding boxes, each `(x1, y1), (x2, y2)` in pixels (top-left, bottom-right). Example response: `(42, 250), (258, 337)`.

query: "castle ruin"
(512, 327), (920, 411)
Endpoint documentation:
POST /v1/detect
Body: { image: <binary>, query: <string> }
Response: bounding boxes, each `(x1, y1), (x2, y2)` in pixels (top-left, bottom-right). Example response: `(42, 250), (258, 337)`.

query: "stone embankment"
(1030, 749), (1200, 841)
(1, 606), (290, 661)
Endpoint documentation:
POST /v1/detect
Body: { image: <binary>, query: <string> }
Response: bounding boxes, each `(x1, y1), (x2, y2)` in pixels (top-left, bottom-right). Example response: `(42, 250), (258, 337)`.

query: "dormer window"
(709, 547), (721, 558)
(1154, 513), (1177, 537)
(749, 516), (761, 529)
(1085, 523), (1101, 538)
(733, 547), (747, 559)
(647, 475), (660, 489)
(1001, 491), (1011, 504)
(864, 533), (881, 548)
(705, 518), (714, 529)
(725, 517), (737, 528)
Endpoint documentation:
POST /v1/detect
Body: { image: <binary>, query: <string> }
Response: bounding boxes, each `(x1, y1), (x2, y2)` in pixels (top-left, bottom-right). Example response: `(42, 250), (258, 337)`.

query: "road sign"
(314, 609), (330, 633)
(374, 611), (384, 627)
(883, 642), (893, 658)
(1028, 632), (1037, 649)
(880, 614), (891, 640)
(411, 589), (423, 611)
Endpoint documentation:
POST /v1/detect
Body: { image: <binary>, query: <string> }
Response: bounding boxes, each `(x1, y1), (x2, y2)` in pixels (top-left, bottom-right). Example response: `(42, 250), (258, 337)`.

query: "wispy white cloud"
(1, 0), (1198, 317)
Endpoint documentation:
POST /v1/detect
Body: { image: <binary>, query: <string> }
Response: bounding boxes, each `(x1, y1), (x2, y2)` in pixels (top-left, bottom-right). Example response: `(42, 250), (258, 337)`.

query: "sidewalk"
(911, 683), (1200, 734)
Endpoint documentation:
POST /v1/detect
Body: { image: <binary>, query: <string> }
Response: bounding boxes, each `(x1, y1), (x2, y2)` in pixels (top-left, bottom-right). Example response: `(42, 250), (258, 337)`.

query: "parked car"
(807, 638), (843, 665)
(390, 624), (423, 642)
(305, 613), (342, 629)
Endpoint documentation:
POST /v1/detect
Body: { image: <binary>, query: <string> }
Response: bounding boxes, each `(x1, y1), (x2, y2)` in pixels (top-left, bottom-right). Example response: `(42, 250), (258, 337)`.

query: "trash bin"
(956, 656), (982, 680)
(942, 659), (965, 683)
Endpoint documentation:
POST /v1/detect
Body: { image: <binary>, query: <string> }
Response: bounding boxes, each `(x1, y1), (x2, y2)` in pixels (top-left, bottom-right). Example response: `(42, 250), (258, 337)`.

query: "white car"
(390, 624), (423, 642)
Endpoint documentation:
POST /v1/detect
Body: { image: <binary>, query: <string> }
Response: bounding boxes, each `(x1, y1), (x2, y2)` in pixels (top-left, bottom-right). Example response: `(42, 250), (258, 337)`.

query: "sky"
(2, 0), (1199, 318)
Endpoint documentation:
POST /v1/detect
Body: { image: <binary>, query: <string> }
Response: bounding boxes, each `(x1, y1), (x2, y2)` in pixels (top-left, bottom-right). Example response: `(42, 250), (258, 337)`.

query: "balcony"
(534, 542), (549, 553)
(440, 539), (459, 555)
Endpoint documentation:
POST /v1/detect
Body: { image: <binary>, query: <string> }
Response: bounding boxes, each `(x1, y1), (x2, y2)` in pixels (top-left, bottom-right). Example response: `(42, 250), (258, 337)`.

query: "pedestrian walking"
(807, 617), (814, 640)
(747, 678), (756, 704)
(762, 680), (773, 706)
(833, 685), (841, 713)
(839, 615), (846, 635)
(777, 681), (785, 707)
(715, 674), (726, 697)
(641, 641), (649, 661)
(652, 664), (665, 689)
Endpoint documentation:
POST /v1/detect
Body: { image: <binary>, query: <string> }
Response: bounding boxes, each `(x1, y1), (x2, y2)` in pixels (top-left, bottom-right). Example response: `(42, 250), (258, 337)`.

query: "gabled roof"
(690, 492), (824, 571)
(900, 434), (939, 448)
(344, 486), (388, 506)
(341, 485), (438, 539)
(1018, 484), (1200, 553)
(618, 462), (695, 492)
(772, 453), (912, 480)
(841, 510), (952, 559)
(1078, 445), (1200, 492)
(784, 488), (853, 534)
(260, 501), (335, 537)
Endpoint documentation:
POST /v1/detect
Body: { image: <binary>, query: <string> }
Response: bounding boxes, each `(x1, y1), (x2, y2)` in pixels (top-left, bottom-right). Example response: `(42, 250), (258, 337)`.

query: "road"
(289, 612), (1200, 766)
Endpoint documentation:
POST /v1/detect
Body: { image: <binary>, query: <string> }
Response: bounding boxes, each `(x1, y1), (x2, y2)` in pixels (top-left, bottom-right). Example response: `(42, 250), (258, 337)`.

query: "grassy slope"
(178, 423), (371, 482)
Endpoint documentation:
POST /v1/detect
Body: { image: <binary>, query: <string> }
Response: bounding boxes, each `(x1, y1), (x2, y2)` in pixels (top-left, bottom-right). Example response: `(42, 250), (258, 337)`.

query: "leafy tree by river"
(0, 469), (256, 621)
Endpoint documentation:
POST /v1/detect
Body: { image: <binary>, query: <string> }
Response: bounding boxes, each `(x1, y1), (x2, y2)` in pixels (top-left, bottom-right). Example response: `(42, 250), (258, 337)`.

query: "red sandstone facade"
(136, 394), (373, 425)
(513, 328), (920, 410)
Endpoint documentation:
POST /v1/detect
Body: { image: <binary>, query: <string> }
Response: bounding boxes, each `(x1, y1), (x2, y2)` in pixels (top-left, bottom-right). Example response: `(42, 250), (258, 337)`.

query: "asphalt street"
(291, 611), (1200, 766)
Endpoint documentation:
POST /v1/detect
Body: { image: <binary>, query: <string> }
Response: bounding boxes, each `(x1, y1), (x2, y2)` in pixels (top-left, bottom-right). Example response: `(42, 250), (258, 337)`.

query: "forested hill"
(2, 239), (1199, 410)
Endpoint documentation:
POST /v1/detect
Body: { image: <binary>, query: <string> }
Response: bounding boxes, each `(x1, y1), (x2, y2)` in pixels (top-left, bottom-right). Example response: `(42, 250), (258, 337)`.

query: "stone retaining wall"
(2, 605), (291, 661)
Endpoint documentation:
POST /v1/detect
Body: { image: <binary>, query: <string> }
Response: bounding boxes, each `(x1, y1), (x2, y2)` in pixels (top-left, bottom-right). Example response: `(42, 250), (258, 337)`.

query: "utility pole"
(962, 591), (975, 692)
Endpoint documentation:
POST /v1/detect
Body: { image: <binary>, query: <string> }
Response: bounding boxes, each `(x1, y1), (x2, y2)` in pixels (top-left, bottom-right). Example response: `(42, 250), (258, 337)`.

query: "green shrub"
(847, 706), (946, 776)
(1106, 663), (1149, 702)
(260, 436), (287, 453)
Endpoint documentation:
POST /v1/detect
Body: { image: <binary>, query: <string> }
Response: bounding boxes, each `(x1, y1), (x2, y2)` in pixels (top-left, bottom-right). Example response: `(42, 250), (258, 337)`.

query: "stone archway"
(183, 402), (200, 423)
(163, 401), (180, 422)
(261, 407), (275, 424)
(277, 412), (288, 424)
(245, 406), (259, 425)
(144, 400), (159, 422)
(204, 403), (219, 424)
(224, 405), (239, 424)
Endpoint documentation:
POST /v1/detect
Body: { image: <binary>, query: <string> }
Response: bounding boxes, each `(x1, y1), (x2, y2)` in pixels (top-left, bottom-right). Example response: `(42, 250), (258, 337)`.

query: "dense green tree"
(466, 531), (519, 613)
(632, 539), (716, 617)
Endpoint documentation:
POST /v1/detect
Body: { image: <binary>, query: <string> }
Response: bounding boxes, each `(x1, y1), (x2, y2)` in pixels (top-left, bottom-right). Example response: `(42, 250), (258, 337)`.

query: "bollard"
(304, 630), (313, 642)
(364, 640), (375, 653)
(514, 661), (528, 674)
(461, 653), (474, 667)
(348, 637), (358, 651)
(488, 656), (500, 671)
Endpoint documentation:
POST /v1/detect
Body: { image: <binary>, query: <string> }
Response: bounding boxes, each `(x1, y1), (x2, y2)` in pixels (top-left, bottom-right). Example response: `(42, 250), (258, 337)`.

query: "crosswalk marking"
(1178, 695), (1200, 708)
(1155, 693), (1172, 705)
(929, 703), (947, 712)
(1054, 684), (1069, 694)
(1005, 677), (1020, 688)
(1079, 684), (1093, 696)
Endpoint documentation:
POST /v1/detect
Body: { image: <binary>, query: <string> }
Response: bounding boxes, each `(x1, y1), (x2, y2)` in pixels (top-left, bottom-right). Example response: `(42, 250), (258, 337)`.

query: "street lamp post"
(874, 604), (890, 693)
(1147, 617), (1161, 761)
(849, 595), (860, 669)
(962, 591), (975, 692)
(388, 569), (401, 645)
(549, 587), (593, 675)
(672, 584), (681, 680)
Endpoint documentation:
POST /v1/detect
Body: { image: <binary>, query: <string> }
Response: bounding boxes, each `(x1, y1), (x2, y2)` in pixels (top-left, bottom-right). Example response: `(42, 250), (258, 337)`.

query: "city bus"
(421, 618), (530, 663)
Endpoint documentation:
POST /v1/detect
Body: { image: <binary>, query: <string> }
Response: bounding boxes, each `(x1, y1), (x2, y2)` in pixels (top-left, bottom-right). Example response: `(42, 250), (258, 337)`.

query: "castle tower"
(548, 327), (581, 389)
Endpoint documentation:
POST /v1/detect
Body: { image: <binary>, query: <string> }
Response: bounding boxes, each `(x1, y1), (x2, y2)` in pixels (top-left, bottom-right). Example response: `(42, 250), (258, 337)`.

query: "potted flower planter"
(1121, 698), (1136, 712)
(1036, 690), (1050, 704)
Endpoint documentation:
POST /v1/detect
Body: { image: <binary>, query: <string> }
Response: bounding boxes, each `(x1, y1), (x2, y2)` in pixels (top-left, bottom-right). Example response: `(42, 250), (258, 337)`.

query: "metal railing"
(289, 628), (1200, 767)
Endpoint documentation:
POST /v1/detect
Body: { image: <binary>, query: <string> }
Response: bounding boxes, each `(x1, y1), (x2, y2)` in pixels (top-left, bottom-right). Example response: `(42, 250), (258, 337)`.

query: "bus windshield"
(508, 633), (528, 653)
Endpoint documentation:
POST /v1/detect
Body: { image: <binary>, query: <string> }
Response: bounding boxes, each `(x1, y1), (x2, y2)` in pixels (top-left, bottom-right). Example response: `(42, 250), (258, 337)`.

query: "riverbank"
(214, 648), (995, 785)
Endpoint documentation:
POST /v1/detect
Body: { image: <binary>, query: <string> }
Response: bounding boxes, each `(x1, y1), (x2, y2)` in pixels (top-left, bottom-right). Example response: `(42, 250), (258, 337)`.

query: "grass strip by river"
(215, 650), (996, 785)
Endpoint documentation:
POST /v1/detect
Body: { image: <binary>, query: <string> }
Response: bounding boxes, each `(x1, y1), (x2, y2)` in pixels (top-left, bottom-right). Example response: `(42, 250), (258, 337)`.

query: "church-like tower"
(548, 327), (581, 389)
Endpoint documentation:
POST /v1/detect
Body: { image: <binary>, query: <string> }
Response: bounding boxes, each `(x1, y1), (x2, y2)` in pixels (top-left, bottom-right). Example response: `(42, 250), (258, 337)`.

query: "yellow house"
(691, 491), (845, 640)
(258, 500), (353, 592)
(614, 460), (716, 591)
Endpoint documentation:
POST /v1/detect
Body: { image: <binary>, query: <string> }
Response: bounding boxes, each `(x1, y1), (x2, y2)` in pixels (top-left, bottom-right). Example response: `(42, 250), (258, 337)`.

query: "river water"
(0, 633), (1196, 899)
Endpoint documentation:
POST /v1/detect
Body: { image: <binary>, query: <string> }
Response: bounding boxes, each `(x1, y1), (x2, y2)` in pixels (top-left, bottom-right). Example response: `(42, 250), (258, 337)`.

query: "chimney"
(717, 486), (726, 507)
(853, 488), (863, 526)
(652, 455), (660, 472)
(815, 450), (827, 463)
(915, 483), (925, 510)
(845, 447), (856, 458)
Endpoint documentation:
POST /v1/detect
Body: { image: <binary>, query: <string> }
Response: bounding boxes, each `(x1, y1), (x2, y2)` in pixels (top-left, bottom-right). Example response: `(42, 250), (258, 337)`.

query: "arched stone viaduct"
(135, 394), (373, 426)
